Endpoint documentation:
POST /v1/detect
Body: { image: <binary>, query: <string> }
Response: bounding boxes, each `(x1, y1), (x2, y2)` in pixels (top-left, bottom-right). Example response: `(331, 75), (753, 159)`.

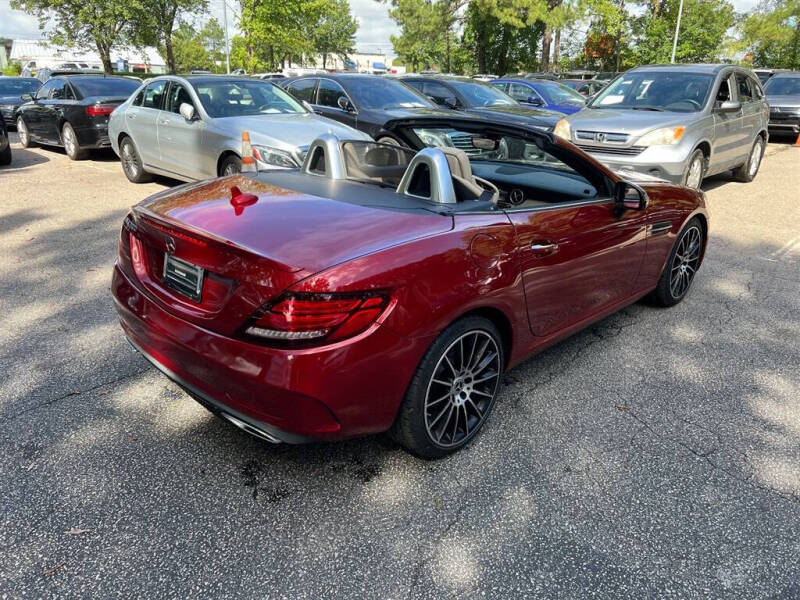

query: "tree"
(389, 0), (448, 71)
(313, 0), (357, 68)
(134, 0), (209, 73)
(10, 0), (138, 73)
(741, 0), (800, 69)
(199, 18), (227, 70)
(632, 0), (735, 64)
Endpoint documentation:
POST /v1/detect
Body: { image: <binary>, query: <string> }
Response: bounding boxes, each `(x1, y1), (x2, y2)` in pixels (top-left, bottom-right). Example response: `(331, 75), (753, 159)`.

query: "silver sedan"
(109, 75), (370, 183)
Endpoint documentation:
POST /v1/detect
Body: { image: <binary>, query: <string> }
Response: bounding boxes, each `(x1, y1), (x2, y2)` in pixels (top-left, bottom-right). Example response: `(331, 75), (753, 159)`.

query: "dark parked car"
(0, 77), (42, 127)
(112, 115), (708, 458)
(763, 72), (800, 138)
(281, 73), (455, 144)
(490, 77), (586, 115)
(15, 74), (141, 160)
(401, 75), (562, 130)
(0, 117), (11, 165)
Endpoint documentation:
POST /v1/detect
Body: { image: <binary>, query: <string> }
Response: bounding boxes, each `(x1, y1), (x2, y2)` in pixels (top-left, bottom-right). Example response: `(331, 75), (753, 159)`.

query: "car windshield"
(533, 81), (585, 106)
(590, 71), (714, 112)
(0, 79), (41, 96)
(345, 77), (432, 109)
(449, 81), (516, 106)
(68, 77), (141, 98)
(764, 76), (800, 95)
(191, 80), (305, 117)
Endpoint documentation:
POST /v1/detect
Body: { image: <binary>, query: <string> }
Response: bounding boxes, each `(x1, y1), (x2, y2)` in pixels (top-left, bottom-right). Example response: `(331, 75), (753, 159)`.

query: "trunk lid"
(127, 175), (451, 334)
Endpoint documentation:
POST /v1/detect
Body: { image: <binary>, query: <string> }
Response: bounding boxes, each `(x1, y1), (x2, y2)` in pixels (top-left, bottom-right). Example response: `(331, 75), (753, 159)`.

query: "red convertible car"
(112, 117), (708, 458)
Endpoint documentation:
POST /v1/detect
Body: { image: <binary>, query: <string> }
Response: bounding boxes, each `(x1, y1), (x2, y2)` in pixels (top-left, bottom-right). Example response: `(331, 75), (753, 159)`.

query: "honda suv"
(554, 64), (769, 188)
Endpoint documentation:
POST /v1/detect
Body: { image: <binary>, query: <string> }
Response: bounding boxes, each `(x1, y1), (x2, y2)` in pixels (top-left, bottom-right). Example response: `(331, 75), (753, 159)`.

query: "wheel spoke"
(473, 351), (498, 375)
(443, 354), (458, 377)
(473, 372), (498, 385)
(461, 404), (470, 436)
(431, 378), (452, 387)
(427, 392), (451, 407)
(466, 397), (483, 416)
(431, 403), (452, 431)
(472, 388), (493, 398)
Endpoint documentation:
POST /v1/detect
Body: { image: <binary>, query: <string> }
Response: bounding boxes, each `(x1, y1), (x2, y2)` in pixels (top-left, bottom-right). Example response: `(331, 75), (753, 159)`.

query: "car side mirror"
(527, 95), (544, 106)
(442, 96), (460, 109)
(614, 181), (648, 215)
(337, 95), (355, 112)
(715, 100), (741, 113)
(21, 93), (34, 102)
(179, 102), (197, 121)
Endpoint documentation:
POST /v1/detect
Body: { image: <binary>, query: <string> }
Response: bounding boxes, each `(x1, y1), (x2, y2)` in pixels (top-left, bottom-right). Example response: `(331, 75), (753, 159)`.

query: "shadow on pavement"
(0, 201), (798, 598)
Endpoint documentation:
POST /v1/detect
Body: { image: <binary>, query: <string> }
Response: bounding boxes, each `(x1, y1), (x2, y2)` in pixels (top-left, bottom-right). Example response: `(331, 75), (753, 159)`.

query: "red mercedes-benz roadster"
(112, 117), (708, 458)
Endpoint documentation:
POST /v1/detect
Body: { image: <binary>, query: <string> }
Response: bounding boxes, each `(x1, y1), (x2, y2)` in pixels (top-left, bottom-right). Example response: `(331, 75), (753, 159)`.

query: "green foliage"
(742, 0), (800, 69)
(10, 0), (140, 72)
(314, 0), (358, 68)
(168, 18), (227, 73)
(389, 0), (448, 71)
(632, 0), (736, 64)
(133, 0), (209, 72)
(3, 62), (23, 76)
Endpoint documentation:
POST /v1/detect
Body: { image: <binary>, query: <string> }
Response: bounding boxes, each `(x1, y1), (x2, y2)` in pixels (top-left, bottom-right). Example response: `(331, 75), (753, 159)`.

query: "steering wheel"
(474, 176), (500, 205)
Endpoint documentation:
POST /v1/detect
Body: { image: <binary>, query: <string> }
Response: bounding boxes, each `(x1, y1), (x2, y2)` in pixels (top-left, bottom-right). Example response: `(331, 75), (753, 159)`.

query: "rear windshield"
(191, 79), (304, 117)
(0, 78), (41, 96)
(70, 77), (141, 98)
(764, 76), (800, 95)
(590, 71), (714, 112)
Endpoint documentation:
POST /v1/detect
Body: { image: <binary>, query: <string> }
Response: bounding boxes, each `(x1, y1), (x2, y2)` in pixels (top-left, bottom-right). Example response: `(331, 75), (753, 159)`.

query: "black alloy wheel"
(651, 217), (705, 307)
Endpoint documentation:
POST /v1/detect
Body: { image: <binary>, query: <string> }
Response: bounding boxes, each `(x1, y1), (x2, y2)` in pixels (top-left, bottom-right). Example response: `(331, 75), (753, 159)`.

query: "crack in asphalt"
(0, 366), (151, 426)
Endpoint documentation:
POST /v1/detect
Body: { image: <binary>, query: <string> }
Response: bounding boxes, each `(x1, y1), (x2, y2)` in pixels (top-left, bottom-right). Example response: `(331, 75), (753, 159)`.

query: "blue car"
(492, 78), (585, 115)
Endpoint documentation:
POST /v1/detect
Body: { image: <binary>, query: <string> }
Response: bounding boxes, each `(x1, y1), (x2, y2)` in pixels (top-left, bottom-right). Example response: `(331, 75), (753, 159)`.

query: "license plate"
(162, 254), (204, 302)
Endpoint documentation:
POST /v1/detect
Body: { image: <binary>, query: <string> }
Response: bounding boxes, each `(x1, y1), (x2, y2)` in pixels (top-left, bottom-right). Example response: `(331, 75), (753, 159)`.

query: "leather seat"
(438, 146), (494, 202)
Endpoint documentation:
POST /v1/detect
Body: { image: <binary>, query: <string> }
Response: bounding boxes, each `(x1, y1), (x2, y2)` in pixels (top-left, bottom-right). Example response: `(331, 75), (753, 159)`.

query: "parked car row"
(4, 66), (798, 191)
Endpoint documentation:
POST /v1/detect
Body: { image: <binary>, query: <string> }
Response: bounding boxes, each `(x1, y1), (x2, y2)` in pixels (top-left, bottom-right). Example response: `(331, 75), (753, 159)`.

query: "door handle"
(530, 242), (558, 257)
(127, 113), (136, 119)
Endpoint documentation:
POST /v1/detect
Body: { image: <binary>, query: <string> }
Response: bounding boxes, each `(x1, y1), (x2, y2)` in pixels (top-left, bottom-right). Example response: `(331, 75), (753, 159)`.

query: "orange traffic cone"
(241, 131), (257, 173)
(795, 131), (800, 147)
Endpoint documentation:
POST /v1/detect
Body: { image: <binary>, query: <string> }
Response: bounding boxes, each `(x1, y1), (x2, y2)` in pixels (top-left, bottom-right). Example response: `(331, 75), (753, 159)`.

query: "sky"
(1, 0), (759, 59)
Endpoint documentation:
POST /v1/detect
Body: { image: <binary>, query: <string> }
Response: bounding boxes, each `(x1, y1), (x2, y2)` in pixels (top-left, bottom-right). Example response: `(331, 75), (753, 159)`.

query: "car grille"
(576, 144), (646, 156)
(575, 130), (630, 143)
(448, 132), (480, 155)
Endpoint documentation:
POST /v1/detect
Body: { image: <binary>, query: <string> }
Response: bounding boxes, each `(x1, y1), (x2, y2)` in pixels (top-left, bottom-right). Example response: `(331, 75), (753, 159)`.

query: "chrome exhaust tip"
(220, 412), (282, 444)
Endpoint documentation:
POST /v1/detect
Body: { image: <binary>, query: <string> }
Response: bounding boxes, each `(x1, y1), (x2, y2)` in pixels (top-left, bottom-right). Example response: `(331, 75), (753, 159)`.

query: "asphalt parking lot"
(1, 134), (799, 599)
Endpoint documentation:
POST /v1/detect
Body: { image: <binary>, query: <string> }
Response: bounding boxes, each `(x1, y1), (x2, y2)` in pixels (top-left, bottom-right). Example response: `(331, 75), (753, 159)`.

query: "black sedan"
(15, 74), (141, 160)
(400, 75), (562, 131)
(281, 74), (456, 144)
(0, 77), (42, 127)
(0, 116), (11, 165)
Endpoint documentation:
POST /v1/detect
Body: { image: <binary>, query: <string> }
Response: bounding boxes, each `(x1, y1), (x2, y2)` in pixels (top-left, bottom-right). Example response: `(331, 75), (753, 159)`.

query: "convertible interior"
(256, 127), (610, 215)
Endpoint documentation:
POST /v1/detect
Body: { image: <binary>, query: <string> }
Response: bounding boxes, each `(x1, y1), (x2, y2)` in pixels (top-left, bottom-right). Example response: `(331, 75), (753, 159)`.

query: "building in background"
(305, 51), (388, 74)
(9, 39), (166, 74)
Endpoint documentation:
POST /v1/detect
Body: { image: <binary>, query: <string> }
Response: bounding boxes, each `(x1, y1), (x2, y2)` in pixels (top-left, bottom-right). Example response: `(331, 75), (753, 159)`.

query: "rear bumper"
(111, 264), (426, 442)
(75, 122), (111, 148)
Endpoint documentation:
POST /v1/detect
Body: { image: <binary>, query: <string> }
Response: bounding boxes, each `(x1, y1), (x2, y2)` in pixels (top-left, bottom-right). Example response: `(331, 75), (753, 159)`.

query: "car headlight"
(415, 128), (454, 147)
(638, 126), (686, 146)
(251, 145), (299, 168)
(553, 118), (571, 140)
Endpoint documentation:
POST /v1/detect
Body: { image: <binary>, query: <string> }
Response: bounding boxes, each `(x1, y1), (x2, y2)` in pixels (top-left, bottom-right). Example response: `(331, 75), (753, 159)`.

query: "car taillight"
(244, 293), (389, 346)
(129, 232), (148, 279)
(86, 104), (116, 117)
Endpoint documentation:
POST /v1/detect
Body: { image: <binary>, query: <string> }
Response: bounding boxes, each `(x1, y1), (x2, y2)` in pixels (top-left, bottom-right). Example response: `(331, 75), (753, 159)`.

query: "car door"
(711, 72), (742, 168)
(47, 79), (76, 143)
(156, 81), (206, 180)
(128, 80), (168, 169)
(286, 78), (318, 108)
(503, 148), (648, 337)
(734, 72), (760, 161)
(25, 79), (55, 139)
(314, 78), (355, 124)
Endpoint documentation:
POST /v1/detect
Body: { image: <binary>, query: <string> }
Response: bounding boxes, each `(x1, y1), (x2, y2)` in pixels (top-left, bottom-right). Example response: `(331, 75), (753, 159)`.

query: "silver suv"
(554, 64), (769, 188)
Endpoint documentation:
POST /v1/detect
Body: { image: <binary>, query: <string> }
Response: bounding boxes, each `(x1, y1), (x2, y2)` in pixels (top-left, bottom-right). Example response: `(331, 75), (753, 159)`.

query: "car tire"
(0, 143), (11, 166)
(119, 136), (152, 183)
(16, 117), (33, 148)
(390, 316), (504, 459)
(62, 122), (88, 160)
(219, 154), (242, 176)
(682, 149), (705, 189)
(650, 217), (705, 307)
(732, 136), (765, 183)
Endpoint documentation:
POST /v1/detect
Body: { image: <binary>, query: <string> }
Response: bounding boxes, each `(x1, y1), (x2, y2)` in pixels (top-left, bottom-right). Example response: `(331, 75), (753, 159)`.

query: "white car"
(108, 74), (371, 183)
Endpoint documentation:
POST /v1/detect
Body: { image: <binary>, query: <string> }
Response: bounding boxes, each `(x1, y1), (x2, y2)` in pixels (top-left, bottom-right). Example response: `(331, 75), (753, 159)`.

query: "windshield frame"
(190, 78), (306, 118)
(588, 70), (715, 113)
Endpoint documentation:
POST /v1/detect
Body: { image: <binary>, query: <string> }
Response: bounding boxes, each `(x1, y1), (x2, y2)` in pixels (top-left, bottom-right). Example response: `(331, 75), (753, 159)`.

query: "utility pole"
(223, 0), (230, 74)
(670, 0), (684, 64)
